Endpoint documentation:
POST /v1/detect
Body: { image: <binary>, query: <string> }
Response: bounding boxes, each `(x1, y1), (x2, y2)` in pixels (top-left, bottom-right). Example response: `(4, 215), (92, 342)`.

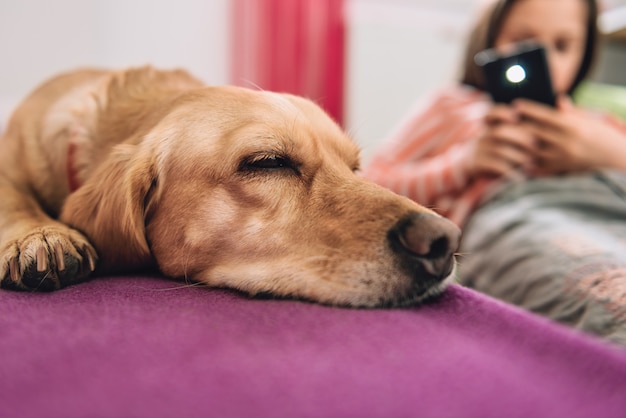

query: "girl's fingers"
(485, 104), (519, 126)
(474, 133), (535, 177)
(490, 124), (536, 153)
(475, 150), (518, 177)
(556, 94), (575, 111)
(513, 99), (565, 129)
(533, 145), (559, 163)
(495, 144), (534, 168)
(521, 119), (565, 148)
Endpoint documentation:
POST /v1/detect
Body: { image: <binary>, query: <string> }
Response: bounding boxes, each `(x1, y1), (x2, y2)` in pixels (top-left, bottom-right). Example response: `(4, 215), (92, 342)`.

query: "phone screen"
(474, 42), (555, 107)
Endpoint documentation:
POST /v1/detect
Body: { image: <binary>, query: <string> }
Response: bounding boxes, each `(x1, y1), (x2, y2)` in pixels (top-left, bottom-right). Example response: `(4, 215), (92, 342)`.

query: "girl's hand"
(467, 104), (536, 178)
(514, 96), (626, 175)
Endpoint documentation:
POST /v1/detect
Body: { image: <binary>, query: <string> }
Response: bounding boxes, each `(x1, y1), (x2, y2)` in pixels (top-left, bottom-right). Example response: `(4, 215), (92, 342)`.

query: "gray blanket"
(459, 170), (626, 346)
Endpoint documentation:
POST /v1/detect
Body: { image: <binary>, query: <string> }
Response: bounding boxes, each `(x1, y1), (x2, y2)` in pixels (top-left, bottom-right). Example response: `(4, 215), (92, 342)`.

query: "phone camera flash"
(505, 64), (526, 83)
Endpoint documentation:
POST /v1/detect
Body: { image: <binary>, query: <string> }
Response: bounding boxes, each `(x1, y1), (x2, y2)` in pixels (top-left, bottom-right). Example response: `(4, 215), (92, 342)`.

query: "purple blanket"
(1, 275), (626, 418)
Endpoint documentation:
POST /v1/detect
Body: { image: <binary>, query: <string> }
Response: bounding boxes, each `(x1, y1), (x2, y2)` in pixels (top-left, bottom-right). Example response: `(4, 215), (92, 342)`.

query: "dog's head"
(61, 85), (460, 307)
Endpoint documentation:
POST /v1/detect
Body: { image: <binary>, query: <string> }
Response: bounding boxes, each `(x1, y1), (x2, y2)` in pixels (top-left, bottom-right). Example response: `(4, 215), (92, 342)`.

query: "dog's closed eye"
(239, 153), (300, 175)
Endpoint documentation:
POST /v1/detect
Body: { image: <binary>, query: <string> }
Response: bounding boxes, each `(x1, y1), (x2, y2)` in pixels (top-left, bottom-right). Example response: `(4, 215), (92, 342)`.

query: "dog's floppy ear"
(60, 143), (158, 273)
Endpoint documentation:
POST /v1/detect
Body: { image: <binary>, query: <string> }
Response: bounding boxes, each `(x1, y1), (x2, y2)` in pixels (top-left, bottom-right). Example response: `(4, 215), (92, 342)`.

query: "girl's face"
(494, 0), (587, 95)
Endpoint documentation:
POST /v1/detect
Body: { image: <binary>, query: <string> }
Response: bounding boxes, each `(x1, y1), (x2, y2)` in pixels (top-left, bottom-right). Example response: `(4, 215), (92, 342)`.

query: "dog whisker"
(178, 241), (194, 285)
(239, 78), (265, 92)
(149, 281), (207, 292)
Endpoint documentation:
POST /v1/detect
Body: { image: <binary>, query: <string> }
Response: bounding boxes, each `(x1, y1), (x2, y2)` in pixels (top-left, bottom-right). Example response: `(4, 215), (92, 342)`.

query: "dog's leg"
(0, 177), (97, 291)
(0, 69), (112, 290)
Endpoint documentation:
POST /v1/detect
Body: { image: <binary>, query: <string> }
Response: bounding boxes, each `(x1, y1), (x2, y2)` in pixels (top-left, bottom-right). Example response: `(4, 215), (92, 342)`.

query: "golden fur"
(0, 66), (460, 307)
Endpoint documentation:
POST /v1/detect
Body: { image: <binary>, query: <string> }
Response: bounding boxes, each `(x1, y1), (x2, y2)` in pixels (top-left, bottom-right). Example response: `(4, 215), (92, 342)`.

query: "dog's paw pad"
(22, 260), (60, 291)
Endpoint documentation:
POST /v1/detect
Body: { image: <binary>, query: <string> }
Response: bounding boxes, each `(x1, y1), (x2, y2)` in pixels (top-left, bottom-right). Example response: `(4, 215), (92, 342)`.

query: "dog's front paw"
(0, 225), (97, 291)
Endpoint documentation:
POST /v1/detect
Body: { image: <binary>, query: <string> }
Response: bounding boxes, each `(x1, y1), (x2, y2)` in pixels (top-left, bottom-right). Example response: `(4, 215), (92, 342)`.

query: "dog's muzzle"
(387, 212), (461, 284)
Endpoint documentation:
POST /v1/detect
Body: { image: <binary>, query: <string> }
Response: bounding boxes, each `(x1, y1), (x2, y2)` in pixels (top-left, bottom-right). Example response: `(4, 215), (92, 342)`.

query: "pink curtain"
(231, 0), (346, 126)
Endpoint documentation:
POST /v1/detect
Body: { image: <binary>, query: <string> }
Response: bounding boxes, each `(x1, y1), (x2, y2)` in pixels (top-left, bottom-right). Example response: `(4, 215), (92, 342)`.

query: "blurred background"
(1, 0), (625, 163)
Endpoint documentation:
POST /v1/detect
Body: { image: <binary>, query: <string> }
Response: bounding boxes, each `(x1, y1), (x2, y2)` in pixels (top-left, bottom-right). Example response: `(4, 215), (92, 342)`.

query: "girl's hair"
(460, 0), (599, 94)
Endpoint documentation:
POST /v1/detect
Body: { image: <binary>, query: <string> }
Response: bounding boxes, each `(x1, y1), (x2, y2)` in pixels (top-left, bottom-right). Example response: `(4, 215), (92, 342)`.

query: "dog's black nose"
(388, 212), (461, 280)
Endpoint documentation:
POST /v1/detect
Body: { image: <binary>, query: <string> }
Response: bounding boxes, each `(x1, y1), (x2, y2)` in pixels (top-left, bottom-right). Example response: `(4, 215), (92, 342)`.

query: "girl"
(364, 0), (626, 346)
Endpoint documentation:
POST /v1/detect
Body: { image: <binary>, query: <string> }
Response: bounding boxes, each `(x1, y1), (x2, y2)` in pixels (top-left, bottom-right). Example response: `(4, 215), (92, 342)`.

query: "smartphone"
(474, 42), (555, 106)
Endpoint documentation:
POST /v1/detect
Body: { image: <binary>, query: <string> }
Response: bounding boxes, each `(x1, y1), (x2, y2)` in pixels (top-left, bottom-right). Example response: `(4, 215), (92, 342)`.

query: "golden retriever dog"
(0, 66), (460, 307)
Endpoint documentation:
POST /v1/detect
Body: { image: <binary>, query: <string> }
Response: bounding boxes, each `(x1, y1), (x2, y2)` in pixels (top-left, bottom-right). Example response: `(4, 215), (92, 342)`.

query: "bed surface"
(1, 275), (626, 418)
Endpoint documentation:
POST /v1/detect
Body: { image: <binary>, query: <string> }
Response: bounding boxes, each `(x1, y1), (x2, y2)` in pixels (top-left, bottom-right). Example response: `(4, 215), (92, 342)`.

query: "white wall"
(345, 0), (478, 164)
(0, 0), (230, 129)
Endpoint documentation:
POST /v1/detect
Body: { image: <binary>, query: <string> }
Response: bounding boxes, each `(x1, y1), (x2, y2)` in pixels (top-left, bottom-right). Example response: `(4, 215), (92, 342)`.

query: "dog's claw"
(37, 246), (48, 272)
(9, 258), (20, 283)
(85, 245), (97, 272)
(54, 243), (66, 271)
